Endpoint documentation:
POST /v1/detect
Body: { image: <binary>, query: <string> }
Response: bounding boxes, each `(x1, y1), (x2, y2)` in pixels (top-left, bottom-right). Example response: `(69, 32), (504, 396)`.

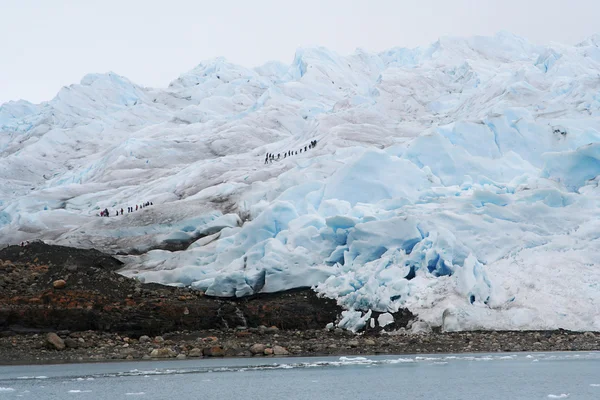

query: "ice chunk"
(337, 310), (372, 333)
(377, 313), (394, 328)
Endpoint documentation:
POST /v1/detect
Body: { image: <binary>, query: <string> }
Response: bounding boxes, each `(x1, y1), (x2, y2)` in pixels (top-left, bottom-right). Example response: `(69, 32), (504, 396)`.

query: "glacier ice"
(2, 32), (600, 331)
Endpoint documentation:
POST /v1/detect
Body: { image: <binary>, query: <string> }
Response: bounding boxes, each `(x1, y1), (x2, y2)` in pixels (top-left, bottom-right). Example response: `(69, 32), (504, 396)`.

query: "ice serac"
(2, 32), (600, 332)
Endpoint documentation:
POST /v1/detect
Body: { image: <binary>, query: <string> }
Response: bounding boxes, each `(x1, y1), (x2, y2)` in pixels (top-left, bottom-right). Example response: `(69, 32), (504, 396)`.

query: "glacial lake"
(1, 352), (599, 399)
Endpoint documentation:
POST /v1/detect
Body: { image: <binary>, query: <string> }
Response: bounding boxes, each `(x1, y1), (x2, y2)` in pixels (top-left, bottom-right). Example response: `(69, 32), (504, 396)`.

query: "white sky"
(1, 0), (599, 104)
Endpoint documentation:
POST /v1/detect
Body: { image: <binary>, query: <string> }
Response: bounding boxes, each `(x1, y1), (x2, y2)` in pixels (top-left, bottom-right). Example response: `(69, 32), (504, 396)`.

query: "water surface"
(1, 352), (599, 399)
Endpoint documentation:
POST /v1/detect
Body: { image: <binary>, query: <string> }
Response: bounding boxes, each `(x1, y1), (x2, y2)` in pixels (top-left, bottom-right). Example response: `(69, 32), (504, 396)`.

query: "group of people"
(98, 201), (153, 217)
(264, 139), (318, 164)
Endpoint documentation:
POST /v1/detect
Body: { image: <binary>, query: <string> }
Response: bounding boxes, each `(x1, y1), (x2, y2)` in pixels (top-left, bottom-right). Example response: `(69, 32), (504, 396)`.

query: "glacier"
(2, 32), (600, 332)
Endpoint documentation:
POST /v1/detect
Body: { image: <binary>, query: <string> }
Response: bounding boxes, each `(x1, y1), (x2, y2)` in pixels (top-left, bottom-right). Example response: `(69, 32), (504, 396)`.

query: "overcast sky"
(2, 0), (599, 104)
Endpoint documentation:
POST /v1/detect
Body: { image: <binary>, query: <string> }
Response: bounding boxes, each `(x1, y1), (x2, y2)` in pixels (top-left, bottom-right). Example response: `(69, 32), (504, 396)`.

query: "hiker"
(121, 208), (124, 215)
(265, 154), (269, 164)
(284, 153), (287, 158)
(300, 149), (303, 153)
(150, 202), (153, 206)
(136, 205), (138, 211)
(304, 146), (307, 152)
(277, 153), (280, 159)
(295, 151), (298, 155)
(104, 208), (109, 217)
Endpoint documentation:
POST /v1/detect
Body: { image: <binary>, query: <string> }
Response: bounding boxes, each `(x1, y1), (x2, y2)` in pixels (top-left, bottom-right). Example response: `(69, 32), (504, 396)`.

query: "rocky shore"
(2, 328), (599, 365)
(1, 242), (599, 365)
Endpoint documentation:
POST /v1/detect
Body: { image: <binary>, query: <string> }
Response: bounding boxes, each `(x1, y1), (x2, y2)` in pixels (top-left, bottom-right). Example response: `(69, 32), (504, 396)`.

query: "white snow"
(547, 395), (569, 399)
(2, 32), (600, 331)
(0, 387), (15, 392)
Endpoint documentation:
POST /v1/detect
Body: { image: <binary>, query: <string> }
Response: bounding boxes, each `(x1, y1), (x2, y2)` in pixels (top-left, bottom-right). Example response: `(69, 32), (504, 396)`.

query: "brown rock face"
(53, 280), (67, 289)
(202, 346), (225, 357)
(46, 332), (65, 350)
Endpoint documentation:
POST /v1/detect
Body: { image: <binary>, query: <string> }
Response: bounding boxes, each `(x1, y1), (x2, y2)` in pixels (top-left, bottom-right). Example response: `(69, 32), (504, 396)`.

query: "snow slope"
(2, 32), (600, 332)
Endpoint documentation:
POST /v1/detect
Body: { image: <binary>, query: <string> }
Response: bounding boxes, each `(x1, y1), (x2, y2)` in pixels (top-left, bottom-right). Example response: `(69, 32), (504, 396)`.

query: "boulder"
(176, 354), (187, 360)
(249, 343), (266, 354)
(150, 348), (175, 358)
(46, 332), (65, 350)
(188, 348), (203, 357)
(203, 346), (225, 357)
(264, 348), (274, 355)
(139, 335), (151, 343)
(64, 338), (79, 349)
(272, 345), (289, 355)
(52, 279), (67, 289)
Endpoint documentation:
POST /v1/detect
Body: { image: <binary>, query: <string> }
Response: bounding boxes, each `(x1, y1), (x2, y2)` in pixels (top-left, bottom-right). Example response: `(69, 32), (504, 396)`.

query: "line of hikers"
(264, 139), (318, 164)
(99, 201), (153, 217)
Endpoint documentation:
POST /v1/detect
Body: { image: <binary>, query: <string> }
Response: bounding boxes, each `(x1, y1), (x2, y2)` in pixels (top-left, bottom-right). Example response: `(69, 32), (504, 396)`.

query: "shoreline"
(1, 328), (599, 366)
